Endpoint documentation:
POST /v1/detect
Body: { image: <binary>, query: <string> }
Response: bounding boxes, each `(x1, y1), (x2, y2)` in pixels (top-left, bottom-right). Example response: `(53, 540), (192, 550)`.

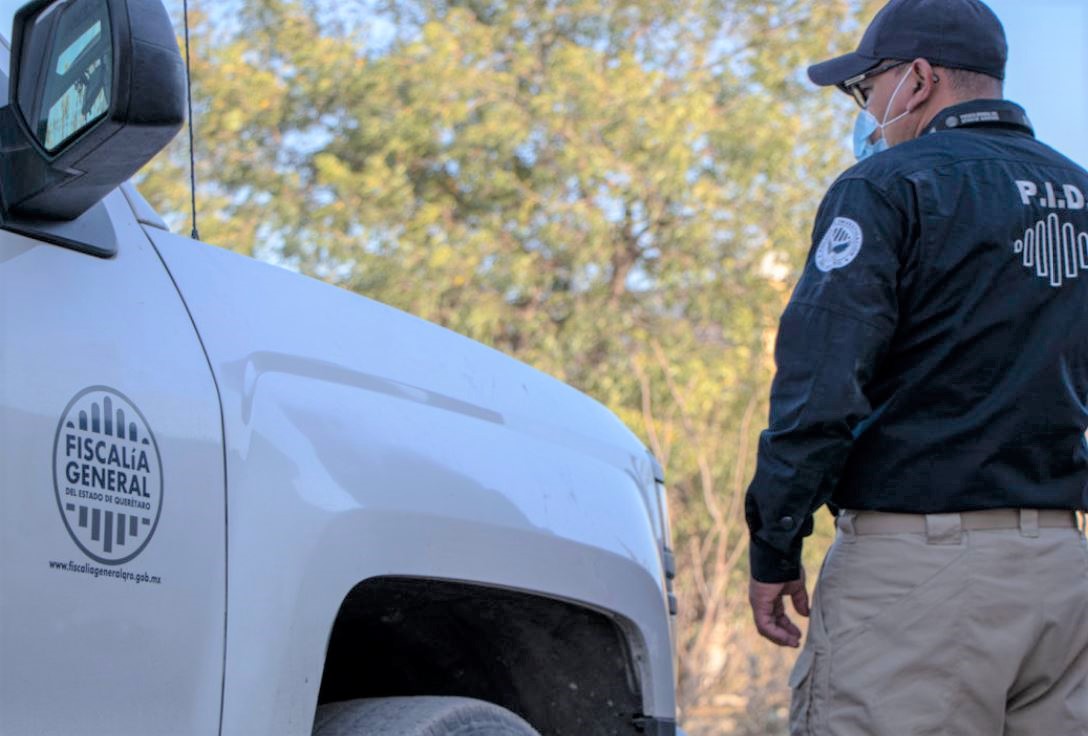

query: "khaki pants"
(789, 509), (1088, 735)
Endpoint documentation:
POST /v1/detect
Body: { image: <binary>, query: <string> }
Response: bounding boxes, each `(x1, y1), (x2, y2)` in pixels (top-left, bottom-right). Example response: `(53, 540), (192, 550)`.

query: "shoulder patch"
(815, 217), (863, 272)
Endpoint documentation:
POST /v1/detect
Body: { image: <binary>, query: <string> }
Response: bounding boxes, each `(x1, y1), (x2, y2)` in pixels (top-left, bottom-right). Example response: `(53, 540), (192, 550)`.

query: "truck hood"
(146, 229), (651, 479)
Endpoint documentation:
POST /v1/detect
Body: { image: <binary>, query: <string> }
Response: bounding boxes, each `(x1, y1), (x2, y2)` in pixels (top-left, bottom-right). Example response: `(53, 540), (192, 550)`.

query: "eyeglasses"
(838, 60), (908, 108)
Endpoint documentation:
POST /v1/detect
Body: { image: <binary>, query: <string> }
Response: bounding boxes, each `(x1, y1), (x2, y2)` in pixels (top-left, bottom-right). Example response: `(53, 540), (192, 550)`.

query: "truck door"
(0, 26), (226, 729)
(0, 190), (229, 735)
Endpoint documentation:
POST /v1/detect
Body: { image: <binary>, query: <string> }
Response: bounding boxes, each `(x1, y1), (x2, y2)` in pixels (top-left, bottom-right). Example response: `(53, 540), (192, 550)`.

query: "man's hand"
(749, 569), (810, 648)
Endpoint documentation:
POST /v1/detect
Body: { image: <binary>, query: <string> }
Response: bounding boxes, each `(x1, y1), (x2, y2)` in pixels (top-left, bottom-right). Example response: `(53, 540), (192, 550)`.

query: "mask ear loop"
(879, 66), (916, 128)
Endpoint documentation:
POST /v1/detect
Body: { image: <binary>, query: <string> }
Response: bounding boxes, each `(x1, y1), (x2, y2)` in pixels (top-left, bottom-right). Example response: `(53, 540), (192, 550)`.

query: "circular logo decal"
(53, 387), (163, 565)
(815, 217), (864, 272)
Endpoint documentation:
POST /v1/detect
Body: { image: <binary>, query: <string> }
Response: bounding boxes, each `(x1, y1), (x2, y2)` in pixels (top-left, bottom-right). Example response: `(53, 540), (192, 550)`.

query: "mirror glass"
(19, 0), (111, 153)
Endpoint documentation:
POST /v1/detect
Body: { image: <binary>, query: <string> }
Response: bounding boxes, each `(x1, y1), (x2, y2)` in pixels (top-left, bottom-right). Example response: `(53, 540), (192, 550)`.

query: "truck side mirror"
(0, 0), (185, 221)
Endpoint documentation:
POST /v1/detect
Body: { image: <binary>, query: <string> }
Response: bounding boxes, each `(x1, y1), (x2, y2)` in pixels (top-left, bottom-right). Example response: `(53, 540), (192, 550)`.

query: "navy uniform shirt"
(745, 99), (1088, 583)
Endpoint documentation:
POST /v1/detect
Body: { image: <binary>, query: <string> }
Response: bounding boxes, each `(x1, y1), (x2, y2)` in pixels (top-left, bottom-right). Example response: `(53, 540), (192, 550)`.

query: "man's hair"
(939, 67), (1004, 98)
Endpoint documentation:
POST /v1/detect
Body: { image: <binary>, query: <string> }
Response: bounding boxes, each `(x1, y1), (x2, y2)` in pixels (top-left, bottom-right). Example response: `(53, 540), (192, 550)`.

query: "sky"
(987, 0), (1088, 166)
(0, 0), (1083, 165)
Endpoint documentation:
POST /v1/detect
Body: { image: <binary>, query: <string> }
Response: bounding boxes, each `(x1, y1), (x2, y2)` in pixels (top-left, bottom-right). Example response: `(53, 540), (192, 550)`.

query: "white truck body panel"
(147, 230), (675, 734)
(0, 194), (226, 735)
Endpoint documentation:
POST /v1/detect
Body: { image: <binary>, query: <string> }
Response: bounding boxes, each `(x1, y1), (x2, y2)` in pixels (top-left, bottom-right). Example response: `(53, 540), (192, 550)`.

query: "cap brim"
(807, 52), (882, 87)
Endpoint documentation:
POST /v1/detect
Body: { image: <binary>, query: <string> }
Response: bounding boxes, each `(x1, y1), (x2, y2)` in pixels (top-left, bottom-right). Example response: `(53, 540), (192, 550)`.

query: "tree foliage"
(141, 1), (881, 731)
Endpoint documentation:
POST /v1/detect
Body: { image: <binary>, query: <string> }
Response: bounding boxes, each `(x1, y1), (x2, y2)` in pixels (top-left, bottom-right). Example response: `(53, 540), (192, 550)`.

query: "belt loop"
(838, 510), (857, 543)
(925, 512), (963, 545)
(1020, 509), (1040, 538)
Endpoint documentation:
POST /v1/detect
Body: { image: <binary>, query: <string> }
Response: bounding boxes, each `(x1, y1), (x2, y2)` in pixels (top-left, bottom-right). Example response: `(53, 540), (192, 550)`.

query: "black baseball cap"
(807, 0), (1008, 88)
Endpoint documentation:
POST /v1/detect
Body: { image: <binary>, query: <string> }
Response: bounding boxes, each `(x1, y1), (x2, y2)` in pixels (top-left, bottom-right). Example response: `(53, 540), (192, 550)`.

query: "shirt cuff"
(748, 534), (804, 583)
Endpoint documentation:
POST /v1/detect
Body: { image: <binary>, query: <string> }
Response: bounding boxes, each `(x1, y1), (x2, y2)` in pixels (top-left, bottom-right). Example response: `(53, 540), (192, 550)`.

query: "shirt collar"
(923, 99), (1035, 137)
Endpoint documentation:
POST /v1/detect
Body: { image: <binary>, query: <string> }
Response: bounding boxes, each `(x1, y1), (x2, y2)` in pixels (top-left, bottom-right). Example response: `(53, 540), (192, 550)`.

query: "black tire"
(313, 696), (542, 736)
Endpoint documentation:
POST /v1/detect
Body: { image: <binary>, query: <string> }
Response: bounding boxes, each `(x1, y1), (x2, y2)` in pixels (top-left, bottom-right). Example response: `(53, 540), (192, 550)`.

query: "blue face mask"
(852, 67), (913, 161)
(853, 109), (887, 161)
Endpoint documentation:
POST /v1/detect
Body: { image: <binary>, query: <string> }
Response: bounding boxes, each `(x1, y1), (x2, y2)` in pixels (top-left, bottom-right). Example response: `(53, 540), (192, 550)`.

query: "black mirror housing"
(0, 0), (185, 221)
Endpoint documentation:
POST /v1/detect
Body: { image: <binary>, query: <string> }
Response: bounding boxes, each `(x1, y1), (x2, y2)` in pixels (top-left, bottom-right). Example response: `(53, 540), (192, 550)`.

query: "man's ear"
(906, 58), (937, 112)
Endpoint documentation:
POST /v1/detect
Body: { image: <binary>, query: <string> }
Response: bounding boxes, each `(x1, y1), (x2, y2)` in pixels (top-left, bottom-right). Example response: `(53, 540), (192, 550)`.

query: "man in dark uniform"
(743, 0), (1088, 732)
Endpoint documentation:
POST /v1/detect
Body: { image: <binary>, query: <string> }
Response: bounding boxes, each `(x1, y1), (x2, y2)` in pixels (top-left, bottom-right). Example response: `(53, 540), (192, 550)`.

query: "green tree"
(141, 1), (881, 732)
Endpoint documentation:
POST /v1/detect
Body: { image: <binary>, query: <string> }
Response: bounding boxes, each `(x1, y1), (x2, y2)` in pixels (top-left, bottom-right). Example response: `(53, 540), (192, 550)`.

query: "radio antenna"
(182, 0), (200, 241)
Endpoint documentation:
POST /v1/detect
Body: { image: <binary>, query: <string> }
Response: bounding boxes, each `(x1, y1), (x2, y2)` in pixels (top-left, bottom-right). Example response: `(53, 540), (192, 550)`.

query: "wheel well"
(317, 576), (647, 735)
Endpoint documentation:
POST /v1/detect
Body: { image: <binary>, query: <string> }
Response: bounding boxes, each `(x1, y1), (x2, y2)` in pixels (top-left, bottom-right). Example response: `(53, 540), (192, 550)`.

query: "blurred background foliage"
(141, 0), (881, 732)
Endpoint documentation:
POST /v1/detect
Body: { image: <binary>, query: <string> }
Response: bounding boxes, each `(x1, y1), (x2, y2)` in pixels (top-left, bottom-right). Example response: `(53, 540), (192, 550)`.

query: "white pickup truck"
(0, 1), (681, 734)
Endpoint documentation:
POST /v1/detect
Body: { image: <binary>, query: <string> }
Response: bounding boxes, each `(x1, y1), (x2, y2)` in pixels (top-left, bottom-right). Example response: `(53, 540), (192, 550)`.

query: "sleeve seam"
(830, 175), (909, 218)
(788, 299), (887, 331)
